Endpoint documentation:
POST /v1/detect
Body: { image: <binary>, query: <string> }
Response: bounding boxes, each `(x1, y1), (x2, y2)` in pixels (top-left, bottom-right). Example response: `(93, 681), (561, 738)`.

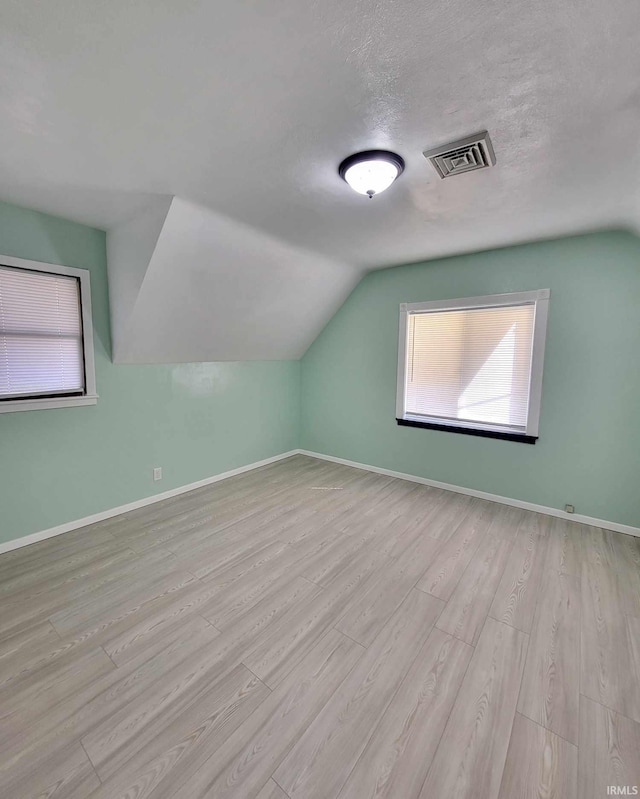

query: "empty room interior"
(1, 1), (640, 797)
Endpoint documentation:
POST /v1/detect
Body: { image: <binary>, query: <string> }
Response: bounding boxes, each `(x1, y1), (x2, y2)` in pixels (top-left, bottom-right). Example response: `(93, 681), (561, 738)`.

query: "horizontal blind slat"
(0, 266), (85, 400)
(405, 304), (535, 430)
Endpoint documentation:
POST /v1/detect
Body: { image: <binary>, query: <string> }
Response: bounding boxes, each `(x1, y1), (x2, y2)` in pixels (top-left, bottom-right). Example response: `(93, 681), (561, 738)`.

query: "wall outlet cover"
(153, 467), (163, 481)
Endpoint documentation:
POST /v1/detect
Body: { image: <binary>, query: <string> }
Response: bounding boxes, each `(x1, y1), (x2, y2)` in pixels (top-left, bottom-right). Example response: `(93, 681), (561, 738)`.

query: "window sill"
(0, 395), (98, 414)
(396, 417), (537, 444)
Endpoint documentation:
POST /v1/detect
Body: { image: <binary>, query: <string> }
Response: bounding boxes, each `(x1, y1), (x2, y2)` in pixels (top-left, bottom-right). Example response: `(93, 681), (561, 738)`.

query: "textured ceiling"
(1, 0), (639, 359)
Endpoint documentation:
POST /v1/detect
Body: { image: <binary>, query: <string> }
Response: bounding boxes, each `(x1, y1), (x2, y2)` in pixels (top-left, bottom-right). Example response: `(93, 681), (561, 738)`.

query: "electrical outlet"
(564, 503), (574, 514)
(153, 467), (163, 482)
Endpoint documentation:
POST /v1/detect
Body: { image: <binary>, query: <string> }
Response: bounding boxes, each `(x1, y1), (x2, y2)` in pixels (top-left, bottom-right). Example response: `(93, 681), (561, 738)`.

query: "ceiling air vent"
(423, 131), (496, 179)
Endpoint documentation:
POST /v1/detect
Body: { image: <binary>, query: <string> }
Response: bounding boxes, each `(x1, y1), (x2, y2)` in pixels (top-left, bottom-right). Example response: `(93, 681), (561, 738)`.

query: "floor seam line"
(240, 661), (273, 692)
(271, 775), (293, 798)
(578, 692), (640, 727)
(100, 644), (119, 669)
(331, 624), (367, 648)
(79, 738), (102, 784)
(515, 707), (578, 746)
(411, 616), (479, 799)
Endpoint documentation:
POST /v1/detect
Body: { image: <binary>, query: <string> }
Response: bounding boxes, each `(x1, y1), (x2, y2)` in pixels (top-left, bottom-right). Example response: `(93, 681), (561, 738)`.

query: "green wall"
(2, 203), (638, 544)
(301, 231), (640, 528)
(0, 201), (300, 545)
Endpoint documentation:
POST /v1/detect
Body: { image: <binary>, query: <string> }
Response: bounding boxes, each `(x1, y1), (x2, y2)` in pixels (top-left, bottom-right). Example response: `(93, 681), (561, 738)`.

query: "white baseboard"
(0, 450), (300, 556)
(298, 449), (640, 538)
(4, 446), (637, 556)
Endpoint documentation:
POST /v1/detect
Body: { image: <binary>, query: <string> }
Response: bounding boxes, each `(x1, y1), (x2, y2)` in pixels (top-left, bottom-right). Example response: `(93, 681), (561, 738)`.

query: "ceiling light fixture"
(339, 150), (405, 198)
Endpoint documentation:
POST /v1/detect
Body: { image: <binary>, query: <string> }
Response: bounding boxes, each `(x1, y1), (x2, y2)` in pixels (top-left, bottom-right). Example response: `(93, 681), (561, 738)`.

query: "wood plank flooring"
(0, 454), (638, 798)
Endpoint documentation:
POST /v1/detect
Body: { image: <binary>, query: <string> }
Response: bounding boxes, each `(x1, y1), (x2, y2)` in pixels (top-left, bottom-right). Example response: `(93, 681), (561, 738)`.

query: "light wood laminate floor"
(1, 455), (639, 799)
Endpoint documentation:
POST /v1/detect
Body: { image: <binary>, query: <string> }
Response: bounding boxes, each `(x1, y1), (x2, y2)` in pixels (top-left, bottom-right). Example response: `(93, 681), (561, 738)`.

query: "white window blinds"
(397, 291), (549, 438)
(0, 265), (85, 401)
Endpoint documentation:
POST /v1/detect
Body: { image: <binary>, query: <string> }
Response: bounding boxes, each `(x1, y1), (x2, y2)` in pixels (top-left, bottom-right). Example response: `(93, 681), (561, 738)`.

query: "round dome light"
(339, 150), (405, 198)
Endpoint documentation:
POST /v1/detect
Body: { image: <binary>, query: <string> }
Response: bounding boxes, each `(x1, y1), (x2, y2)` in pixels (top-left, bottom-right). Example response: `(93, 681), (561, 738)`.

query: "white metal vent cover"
(423, 131), (496, 179)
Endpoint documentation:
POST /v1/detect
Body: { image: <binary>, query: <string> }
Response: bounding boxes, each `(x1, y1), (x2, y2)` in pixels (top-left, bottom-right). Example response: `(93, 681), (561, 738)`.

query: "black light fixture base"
(338, 150), (405, 182)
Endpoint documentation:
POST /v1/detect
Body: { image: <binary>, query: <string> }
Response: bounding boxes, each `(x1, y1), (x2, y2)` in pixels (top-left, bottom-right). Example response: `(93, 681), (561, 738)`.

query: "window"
(396, 290), (549, 443)
(0, 255), (97, 413)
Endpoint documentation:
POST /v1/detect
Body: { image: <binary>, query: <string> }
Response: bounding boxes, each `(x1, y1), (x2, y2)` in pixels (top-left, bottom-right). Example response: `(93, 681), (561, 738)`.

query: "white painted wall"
(106, 196), (172, 360)
(108, 198), (362, 362)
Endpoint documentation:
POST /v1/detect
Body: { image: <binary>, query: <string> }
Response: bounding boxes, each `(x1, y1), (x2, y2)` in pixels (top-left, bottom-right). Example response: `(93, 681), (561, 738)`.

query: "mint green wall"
(301, 231), (640, 528)
(2, 205), (638, 543)
(0, 201), (300, 545)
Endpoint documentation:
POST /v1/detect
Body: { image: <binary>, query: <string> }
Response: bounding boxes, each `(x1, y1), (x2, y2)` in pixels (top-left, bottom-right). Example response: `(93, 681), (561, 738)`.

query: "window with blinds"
(0, 258), (96, 412)
(396, 290), (549, 441)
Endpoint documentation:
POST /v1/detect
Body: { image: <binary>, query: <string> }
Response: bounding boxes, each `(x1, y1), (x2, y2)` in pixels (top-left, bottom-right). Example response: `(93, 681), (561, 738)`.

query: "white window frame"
(0, 254), (98, 414)
(396, 289), (550, 440)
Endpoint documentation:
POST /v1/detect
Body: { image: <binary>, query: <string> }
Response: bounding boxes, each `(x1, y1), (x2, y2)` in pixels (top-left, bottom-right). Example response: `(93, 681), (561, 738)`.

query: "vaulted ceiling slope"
(1, 0), (639, 361)
(107, 197), (361, 361)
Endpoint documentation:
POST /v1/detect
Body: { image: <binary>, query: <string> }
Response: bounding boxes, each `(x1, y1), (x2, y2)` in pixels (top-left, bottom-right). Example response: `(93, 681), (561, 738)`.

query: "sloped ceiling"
(107, 197), (361, 362)
(1, 0), (639, 361)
